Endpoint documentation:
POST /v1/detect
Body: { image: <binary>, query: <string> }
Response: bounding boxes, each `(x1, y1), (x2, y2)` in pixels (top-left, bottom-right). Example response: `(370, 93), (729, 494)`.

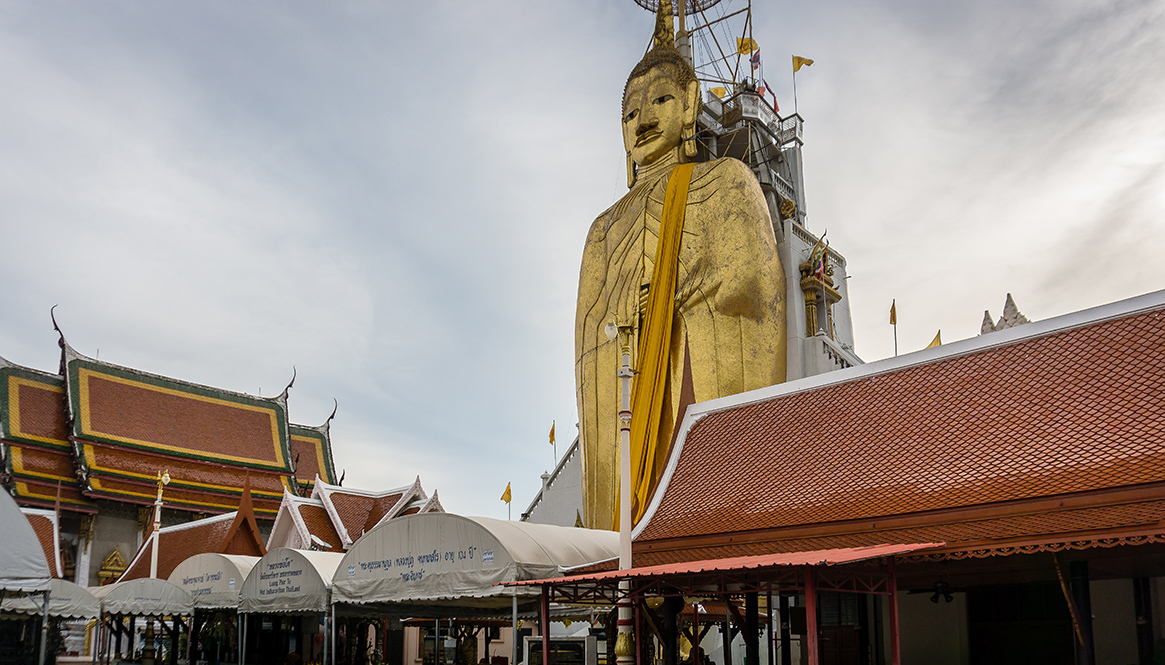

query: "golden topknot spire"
(653, 0), (675, 50)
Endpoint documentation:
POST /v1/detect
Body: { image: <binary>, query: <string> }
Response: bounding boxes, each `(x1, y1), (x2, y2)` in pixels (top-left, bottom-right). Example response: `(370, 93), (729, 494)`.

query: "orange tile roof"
(296, 503), (343, 551)
(22, 510), (61, 578)
(636, 298), (1165, 561)
(329, 490), (405, 540)
(82, 463), (290, 517)
(2, 369), (71, 450)
(65, 347), (292, 472)
(122, 513), (235, 581)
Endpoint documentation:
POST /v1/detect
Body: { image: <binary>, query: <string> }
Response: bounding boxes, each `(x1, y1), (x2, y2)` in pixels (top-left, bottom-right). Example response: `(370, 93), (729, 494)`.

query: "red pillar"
(888, 557), (901, 665)
(541, 586), (551, 665)
(805, 567), (818, 665)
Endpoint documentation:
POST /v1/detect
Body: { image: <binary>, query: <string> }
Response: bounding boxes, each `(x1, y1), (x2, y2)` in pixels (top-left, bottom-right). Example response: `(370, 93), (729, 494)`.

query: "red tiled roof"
(82, 464), (289, 517)
(122, 514), (235, 581)
(22, 511), (61, 578)
(329, 490), (405, 540)
(297, 503), (343, 551)
(3, 443), (95, 512)
(3, 371), (71, 450)
(65, 348), (292, 472)
(637, 303), (1165, 559)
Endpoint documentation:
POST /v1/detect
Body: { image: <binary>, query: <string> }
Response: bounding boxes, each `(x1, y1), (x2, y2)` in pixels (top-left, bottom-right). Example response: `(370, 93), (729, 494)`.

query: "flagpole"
(892, 299), (898, 357)
(792, 58), (799, 114)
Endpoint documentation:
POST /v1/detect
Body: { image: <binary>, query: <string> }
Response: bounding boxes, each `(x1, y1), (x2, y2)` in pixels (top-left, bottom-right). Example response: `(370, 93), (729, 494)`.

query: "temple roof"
(268, 477), (445, 551)
(313, 476), (431, 548)
(0, 358), (95, 512)
(633, 289), (1165, 563)
(21, 508), (63, 578)
(122, 483), (266, 582)
(122, 513), (238, 581)
(63, 343), (295, 515)
(289, 419), (338, 494)
(266, 490), (344, 552)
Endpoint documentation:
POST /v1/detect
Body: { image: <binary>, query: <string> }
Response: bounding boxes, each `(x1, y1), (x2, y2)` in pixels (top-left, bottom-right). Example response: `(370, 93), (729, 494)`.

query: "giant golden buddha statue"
(575, 2), (786, 530)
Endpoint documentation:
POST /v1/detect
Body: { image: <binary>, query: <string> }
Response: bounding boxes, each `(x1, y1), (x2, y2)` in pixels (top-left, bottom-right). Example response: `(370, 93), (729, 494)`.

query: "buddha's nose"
(636, 116), (659, 135)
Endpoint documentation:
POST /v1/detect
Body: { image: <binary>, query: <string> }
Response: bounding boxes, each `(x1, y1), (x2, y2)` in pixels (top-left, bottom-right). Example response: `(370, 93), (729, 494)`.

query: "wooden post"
(888, 558), (901, 665)
(541, 586), (551, 665)
(804, 568), (818, 665)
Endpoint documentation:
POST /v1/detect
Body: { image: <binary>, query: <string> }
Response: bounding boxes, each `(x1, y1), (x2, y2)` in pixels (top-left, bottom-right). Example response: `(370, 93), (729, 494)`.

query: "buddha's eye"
(654, 94), (674, 104)
(625, 109), (639, 122)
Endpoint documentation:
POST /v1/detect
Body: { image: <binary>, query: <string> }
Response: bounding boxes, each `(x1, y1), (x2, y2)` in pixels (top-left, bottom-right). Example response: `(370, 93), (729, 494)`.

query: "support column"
(766, 592), (773, 665)
(540, 586), (551, 665)
(887, 558), (900, 665)
(804, 569), (818, 665)
(662, 597), (682, 665)
(777, 595), (790, 665)
(745, 593), (758, 665)
(722, 619), (732, 665)
(1070, 561), (1095, 665)
(512, 594), (520, 665)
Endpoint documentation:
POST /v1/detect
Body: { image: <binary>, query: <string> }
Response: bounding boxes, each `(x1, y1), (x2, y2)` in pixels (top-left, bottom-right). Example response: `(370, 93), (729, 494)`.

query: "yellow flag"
(549, 421), (555, 445)
(926, 331), (942, 349)
(709, 87), (727, 99)
(737, 38), (759, 54)
(793, 56), (814, 73)
(889, 300), (897, 325)
(500, 483), (511, 504)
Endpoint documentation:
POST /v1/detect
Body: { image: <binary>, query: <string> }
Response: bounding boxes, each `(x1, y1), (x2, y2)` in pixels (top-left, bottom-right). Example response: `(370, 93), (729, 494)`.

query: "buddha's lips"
(636, 130), (662, 146)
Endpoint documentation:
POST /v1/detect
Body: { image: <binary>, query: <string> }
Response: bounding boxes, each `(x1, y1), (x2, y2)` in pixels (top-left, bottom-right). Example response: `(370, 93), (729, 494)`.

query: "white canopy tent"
(169, 553), (259, 610)
(1, 578), (99, 619)
(238, 548), (344, 615)
(88, 578), (194, 617)
(331, 513), (619, 615)
(0, 489), (51, 593)
(0, 489), (52, 665)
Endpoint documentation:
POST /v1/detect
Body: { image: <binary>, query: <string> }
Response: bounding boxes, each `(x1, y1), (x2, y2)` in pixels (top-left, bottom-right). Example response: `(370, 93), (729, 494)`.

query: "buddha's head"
(622, 1), (701, 187)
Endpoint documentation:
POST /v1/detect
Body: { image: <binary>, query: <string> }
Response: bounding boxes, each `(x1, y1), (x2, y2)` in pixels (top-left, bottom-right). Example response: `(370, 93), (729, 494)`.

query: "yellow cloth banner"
(613, 163), (695, 531)
(737, 38), (759, 54)
(549, 421), (555, 445)
(793, 56), (814, 73)
(709, 87), (727, 99)
(890, 301), (897, 325)
(500, 482), (511, 503)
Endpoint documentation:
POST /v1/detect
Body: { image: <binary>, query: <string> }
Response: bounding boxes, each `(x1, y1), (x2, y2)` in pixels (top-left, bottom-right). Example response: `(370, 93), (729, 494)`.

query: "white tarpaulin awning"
(88, 578), (193, 617)
(0, 489), (51, 593)
(169, 553), (260, 610)
(2, 578), (99, 619)
(239, 548), (344, 615)
(330, 513), (618, 613)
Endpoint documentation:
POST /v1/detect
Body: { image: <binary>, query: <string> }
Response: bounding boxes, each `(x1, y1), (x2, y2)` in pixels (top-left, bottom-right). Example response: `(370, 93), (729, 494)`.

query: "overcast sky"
(1, 0), (1162, 520)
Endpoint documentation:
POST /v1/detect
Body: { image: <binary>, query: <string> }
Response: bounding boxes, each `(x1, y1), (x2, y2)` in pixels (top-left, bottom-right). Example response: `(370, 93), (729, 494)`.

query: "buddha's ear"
(683, 79), (700, 126)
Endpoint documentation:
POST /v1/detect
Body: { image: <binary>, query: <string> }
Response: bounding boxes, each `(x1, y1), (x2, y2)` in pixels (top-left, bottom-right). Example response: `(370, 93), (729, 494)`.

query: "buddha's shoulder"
(585, 202), (619, 243)
(689, 157), (758, 190)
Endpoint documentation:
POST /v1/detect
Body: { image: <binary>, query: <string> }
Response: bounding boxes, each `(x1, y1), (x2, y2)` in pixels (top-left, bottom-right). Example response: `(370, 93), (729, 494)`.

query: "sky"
(0, 0), (1162, 520)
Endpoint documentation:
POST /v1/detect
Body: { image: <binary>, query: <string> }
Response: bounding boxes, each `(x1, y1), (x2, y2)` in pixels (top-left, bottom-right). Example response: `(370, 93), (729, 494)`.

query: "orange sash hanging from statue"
(626, 162), (694, 527)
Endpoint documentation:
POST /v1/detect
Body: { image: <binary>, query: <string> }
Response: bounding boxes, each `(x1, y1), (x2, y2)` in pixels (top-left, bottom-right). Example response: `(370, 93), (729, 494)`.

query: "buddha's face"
(623, 64), (687, 168)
